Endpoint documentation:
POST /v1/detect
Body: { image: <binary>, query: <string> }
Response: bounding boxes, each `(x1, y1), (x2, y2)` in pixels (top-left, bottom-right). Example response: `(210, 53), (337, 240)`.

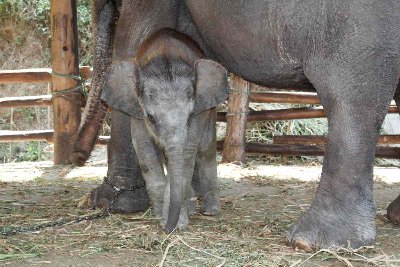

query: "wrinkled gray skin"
(101, 29), (228, 232)
(71, 0), (400, 250)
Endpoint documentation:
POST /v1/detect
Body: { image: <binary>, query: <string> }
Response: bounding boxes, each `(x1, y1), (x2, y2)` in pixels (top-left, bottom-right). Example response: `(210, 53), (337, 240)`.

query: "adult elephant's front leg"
(287, 54), (399, 251)
(90, 110), (150, 212)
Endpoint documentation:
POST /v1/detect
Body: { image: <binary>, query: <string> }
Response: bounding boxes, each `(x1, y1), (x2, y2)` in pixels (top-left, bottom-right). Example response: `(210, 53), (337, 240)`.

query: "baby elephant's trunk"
(164, 147), (186, 233)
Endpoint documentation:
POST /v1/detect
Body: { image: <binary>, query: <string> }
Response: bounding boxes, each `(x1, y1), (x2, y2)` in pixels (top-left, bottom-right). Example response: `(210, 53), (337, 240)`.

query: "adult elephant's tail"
(69, 0), (119, 166)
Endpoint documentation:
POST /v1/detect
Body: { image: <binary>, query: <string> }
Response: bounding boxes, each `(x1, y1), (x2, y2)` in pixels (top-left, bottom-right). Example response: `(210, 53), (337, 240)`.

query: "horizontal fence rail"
(0, 130), (109, 145)
(1, 66), (400, 161)
(0, 67), (92, 84)
(3, 130), (397, 159)
(274, 135), (400, 145)
(216, 141), (400, 159)
(0, 95), (52, 108)
(250, 92), (320, 104)
(216, 106), (399, 122)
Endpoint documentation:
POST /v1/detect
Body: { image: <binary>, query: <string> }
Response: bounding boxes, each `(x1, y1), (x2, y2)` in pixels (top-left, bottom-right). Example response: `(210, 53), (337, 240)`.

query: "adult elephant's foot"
(387, 195), (400, 225)
(287, 195), (376, 251)
(89, 177), (150, 213)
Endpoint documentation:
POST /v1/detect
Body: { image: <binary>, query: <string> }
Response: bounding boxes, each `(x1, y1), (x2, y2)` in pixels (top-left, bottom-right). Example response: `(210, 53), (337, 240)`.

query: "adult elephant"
(71, 0), (400, 251)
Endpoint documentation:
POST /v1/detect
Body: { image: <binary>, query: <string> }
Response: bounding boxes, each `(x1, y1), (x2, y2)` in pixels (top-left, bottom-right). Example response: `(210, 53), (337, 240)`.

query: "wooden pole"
(274, 135), (400, 145)
(222, 75), (250, 163)
(50, 0), (81, 164)
(0, 95), (52, 108)
(217, 106), (399, 122)
(0, 67), (91, 84)
(0, 130), (109, 145)
(217, 141), (400, 159)
(250, 92), (320, 104)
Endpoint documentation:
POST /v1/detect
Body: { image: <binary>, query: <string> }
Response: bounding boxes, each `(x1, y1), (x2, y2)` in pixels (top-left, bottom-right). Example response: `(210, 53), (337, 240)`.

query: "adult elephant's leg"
(129, 117), (166, 219)
(90, 110), (150, 213)
(387, 195), (400, 225)
(387, 84), (400, 225)
(193, 108), (220, 215)
(287, 55), (399, 251)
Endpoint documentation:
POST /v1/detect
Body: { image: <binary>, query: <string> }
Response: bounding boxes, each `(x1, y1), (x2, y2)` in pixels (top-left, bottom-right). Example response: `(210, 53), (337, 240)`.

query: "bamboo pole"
(222, 75), (250, 163)
(274, 135), (400, 145)
(51, 0), (81, 164)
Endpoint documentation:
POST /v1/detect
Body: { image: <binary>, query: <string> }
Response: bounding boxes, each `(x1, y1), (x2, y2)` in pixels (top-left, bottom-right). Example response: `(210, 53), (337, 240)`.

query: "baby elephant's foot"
(188, 198), (197, 215)
(201, 192), (220, 216)
(160, 208), (190, 231)
(387, 195), (400, 225)
(177, 211), (190, 230)
(89, 178), (150, 213)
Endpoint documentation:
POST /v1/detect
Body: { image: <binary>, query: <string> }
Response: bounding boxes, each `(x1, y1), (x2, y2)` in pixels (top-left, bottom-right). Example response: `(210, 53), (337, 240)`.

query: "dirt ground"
(0, 154), (400, 266)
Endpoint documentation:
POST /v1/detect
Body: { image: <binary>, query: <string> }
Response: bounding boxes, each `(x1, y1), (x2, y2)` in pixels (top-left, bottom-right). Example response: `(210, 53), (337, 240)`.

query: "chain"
(0, 177), (146, 237)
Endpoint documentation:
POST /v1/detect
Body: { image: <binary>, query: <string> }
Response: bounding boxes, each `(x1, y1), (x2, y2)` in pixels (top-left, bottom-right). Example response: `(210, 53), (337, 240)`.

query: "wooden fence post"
(50, 0), (81, 164)
(222, 75), (250, 163)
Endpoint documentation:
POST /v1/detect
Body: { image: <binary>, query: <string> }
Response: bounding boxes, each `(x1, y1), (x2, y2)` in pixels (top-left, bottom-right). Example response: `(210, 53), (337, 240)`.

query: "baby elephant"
(101, 29), (230, 232)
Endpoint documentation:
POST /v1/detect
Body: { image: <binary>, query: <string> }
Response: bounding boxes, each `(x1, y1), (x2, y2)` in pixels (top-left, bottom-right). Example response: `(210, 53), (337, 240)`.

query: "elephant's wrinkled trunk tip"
(164, 149), (185, 233)
(69, 100), (109, 166)
(164, 218), (178, 234)
(164, 178), (184, 233)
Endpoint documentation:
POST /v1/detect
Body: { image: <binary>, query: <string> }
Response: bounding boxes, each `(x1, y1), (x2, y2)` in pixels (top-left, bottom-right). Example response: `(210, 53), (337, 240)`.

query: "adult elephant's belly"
(186, 0), (313, 90)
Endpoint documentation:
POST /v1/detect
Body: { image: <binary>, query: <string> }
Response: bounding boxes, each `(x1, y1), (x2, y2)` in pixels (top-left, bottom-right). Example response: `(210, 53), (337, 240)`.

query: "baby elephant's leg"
(195, 108), (220, 215)
(130, 117), (166, 218)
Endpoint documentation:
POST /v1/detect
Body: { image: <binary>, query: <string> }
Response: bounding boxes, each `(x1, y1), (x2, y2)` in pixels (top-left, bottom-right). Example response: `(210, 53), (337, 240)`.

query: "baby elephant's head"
(101, 57), (229, 150)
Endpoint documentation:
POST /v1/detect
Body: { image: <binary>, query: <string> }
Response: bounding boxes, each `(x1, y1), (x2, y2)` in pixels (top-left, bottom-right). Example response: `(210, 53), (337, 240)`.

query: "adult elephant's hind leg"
(387, 195), (400, 225)
(387, 84), (400, 225)
(90, 110), (150, 212)
(287, 57), (399, 251)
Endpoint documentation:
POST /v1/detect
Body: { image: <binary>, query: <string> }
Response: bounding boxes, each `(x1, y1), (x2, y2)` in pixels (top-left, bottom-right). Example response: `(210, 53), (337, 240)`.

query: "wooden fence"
(1, 1), (400, 164)
(220, 76), (400, 163)
(2, 68), (400, 163)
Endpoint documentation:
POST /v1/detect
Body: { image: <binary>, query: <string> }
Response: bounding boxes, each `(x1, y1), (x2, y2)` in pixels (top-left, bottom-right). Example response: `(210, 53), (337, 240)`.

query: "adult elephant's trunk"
(164, 147), (186, 233)
(69, 0), (119, 166)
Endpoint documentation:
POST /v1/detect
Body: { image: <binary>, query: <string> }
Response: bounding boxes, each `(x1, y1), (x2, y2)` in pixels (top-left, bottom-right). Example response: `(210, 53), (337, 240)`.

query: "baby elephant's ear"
(100, 60), (143, 119)
(194, 59), (230, 114)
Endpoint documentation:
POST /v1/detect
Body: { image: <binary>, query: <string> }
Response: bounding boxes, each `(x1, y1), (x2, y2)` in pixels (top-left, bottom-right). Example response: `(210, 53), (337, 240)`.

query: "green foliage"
(0, 0), (93, 65)
(246, 103), (328, 144)
(16, 142), (48, 162)
(77, 0), (94, 65)
(0, 0), (50, 36)
(0, 142), (49, 162)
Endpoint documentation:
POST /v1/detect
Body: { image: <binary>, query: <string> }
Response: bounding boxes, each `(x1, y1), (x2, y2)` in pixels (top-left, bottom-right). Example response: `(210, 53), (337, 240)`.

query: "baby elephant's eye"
(147, 114), (156, 124)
